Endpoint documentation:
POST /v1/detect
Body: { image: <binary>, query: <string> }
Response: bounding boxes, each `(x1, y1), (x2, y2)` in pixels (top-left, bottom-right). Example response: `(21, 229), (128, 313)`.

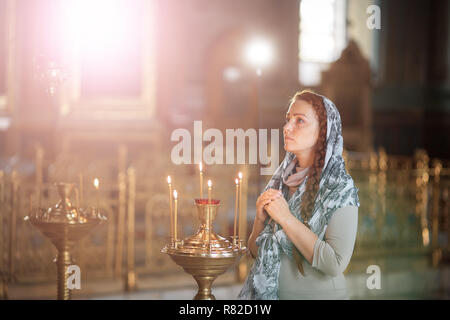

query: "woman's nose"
(284, 121), (293, 133)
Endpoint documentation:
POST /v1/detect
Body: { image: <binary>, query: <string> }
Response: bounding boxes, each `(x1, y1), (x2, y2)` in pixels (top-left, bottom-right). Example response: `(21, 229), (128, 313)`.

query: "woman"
(237, 90), (360, 300)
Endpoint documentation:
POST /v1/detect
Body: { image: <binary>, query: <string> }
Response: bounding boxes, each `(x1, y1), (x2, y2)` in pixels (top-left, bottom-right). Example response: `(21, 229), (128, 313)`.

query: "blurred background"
(0, 0), (449, 299)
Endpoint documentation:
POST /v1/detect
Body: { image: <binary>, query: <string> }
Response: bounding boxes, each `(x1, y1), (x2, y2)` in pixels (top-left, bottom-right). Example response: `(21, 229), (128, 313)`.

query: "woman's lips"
(285, 136), (294, 142)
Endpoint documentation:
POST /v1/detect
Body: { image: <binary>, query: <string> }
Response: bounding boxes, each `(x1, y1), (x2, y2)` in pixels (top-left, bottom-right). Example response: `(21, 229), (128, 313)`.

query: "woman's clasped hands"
(256, 188), (292, 226)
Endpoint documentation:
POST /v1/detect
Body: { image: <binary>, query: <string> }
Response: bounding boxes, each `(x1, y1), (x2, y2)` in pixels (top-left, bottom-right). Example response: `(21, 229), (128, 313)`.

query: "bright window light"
(298, 0), (347, 85)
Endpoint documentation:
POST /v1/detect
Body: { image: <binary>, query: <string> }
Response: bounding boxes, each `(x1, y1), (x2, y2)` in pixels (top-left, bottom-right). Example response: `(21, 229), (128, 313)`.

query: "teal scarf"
(237, 94), (360, 300)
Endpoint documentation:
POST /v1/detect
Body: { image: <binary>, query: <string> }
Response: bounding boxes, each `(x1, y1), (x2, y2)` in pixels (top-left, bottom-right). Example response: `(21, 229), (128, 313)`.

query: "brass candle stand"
(161, 199), (247, 300)
(25, 183), (106, 300)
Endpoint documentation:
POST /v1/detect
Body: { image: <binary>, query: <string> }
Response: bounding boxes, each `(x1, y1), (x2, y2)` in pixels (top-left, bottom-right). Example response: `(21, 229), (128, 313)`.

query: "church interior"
(1, 0), (450, 300)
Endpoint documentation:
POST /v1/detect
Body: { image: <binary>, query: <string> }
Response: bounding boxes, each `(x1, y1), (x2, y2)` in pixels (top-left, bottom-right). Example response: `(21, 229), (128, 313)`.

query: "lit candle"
(234, 178), (239, 244)
(199, 162), (203, 199)
(167, 176), (173, 243)
(207, 179), (212, 204)
(75, 187), (80, 209)
(36, 173), (41, 209)
(79, 173), (83, 206)
(238, 172), (243, 239)
(38, 188), (41, 209)
(207, 180), (212, 250)
(93, 178), (100, 209)
(173, 190), (178, 246)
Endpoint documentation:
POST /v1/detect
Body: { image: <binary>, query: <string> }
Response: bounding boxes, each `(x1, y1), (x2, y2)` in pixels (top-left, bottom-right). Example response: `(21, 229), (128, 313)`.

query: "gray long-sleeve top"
(278, 205), (358, 299)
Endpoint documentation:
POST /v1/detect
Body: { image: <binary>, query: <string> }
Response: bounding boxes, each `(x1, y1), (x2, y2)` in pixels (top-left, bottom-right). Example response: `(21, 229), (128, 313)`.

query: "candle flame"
(235, 178), (239, 185)
(199, 162), (203, 172)
(173, 190), (177, 199)
(167, 176), (171, 184)
(207, 179), (212, 188)
(238, 172), (243, 179)
(93, 178), (99, 189)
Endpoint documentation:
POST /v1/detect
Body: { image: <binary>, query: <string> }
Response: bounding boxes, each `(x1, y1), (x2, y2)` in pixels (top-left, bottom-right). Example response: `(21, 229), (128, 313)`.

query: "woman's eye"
(297, 118), (304, 124)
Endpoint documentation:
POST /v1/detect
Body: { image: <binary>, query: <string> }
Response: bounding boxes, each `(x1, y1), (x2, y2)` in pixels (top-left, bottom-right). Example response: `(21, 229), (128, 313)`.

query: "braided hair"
(289, 90), (328, 228)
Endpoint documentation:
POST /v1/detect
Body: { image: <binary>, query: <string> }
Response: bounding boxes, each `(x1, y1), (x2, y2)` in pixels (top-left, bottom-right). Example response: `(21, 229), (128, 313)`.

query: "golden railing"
(1, 145), (449, 298)
(343, 148), (450, 274)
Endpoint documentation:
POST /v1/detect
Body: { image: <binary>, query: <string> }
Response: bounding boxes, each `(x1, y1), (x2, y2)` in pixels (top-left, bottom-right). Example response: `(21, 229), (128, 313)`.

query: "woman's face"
(283, 99), (320, 153)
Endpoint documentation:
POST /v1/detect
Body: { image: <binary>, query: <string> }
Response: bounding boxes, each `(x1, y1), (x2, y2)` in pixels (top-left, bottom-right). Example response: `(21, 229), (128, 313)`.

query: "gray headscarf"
(237, 94), (360, 300)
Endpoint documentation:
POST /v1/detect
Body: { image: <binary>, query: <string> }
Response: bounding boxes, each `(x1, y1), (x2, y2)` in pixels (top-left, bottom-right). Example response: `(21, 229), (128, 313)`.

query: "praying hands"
(263, 190), (293, 226)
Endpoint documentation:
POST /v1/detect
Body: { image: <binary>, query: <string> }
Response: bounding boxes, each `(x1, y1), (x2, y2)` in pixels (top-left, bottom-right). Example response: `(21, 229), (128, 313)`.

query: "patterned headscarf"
(237, 93), (360, 300)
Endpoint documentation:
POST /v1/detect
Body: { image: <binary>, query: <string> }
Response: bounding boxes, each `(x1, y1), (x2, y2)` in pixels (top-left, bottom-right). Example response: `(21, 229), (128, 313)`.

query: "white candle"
(79, 173), (83, 206)
(234, 178), (239, 244)
(75, 188), (80, 209)
(207, 179), (212, 204)
(173, 190), (178, 244)
(238, 172), (243, 239)
(207, 180), (212, 250)
(199, 162), (203, 199)
(93, 178), (100, 209)
(167, 176), (173, 242)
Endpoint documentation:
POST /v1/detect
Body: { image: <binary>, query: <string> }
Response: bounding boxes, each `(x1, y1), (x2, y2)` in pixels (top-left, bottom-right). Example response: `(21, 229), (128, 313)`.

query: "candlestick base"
(229, 235), (239, 247)
(24, 183), (106, 300)
(161, 200), (247, 300)
(161, 244), (246, 300)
